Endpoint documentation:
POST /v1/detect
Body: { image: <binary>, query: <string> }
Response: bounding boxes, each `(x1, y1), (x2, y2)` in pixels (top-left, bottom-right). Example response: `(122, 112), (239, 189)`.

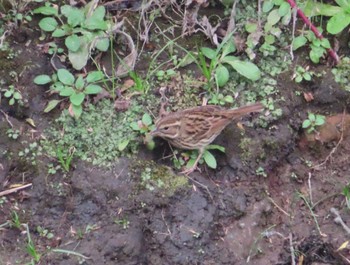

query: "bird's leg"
(181, 149), (204, 175)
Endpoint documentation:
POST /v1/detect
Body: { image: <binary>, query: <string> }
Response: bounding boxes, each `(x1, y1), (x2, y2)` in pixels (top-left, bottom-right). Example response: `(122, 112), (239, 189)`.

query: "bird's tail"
(226, 102), (264, 119)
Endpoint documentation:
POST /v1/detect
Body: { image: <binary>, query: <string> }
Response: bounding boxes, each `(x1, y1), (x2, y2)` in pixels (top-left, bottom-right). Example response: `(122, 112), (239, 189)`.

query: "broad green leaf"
(34, 75), (52, 85)
(221, 40), (236, 58)
(302, 119), (311, 128)
(203, 150), (217, 169)
(70, 92), (85, 106)
(245, 22), (258, 33)
(263, 0), (274, 12)
(292, 36), (307, 50)
(61, 5), (73, 17)
(224, 95), (234, 103)
(86, 71), (104, 83)
(84, 6), (107, 30)
(130, 122), (140, 131)
(9, 98), (15, 105)
(52, 28), (67, 38)
(278, 2), (290, 16)
(308, 113), (316, 121)
(84, 84), (102, 94)
(33, 6), (58, 16)
(315, 115), (325, 126)
(68, 41), (89, 70)
(267, 9), (281, 26)
(327, 11), (350, 34)
(44, 99), (60, 112)
(309, 47), (324, 63)
(95, 37), (109, 51)
(201, 47), (216, 59)
(335, 0), (350, 9)
(320, 38), (331, 49)
(118, 139), (129, 151)
(67, 8), (85, 27)
(142, 113), (153, 126)
(215, 65), (229, 87)
(59, 86), (75, 96)
(222, 56), (261, 81)
(265, 35), (275, 44)
(13, 92), (22, 100)
(65, 34), (81, 52)
(282, 9), (292, 25)
(75, 75), (84, 90)
(303, 1), (341, 17)
(57, 69), (75, 85)
(71, 104), (82, 118)
(38, 17), (58, 32)
(4, 90), (12, 97)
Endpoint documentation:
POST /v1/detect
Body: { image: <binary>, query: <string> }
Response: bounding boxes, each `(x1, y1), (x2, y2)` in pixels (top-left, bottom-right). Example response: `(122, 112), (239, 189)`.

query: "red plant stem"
(286, 0), (340, 64)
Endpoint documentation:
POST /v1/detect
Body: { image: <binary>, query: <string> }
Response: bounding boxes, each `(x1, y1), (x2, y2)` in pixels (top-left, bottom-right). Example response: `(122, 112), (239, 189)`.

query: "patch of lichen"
(130, 160), (189, 197)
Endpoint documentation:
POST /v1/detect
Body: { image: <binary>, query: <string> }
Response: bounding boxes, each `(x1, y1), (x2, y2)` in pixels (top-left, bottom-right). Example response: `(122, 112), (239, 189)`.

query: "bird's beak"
(150, 128), (159, 137)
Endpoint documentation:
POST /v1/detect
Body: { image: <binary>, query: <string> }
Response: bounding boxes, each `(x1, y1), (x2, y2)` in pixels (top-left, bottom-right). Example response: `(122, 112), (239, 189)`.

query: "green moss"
(41, 99), (145, 167)
(130, 160), (188, 197)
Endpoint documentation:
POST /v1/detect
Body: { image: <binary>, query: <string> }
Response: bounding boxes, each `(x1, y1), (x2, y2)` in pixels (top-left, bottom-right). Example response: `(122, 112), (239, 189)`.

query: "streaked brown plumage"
(151, 102), (264, 174)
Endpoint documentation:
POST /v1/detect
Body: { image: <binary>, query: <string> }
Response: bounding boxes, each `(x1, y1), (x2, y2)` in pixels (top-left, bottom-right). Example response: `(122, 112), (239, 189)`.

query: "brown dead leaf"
(122, 79), (135, 92)
(114, 99), (130, 111)
(303, 92), (314, 102)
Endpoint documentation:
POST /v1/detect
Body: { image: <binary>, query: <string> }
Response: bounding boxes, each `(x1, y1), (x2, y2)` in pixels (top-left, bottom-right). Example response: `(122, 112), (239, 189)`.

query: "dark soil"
(1, 4), (350, 265)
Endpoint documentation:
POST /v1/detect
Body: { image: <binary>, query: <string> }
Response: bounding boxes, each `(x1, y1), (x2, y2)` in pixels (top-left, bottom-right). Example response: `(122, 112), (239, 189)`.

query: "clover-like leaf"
(39, 17), (58, 32)
(34, 75), (52, 85)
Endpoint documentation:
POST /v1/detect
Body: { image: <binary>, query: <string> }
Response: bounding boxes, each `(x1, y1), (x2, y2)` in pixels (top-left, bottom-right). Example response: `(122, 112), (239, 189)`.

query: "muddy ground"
(1, 2), (350, 265)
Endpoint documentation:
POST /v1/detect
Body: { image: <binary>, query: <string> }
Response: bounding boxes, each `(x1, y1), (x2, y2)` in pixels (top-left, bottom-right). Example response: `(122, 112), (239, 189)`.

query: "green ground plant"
(302, 113), (326, 133)
(42, 100), (142, 167)
(332, 57), (350, 92)
(34, 69), (103, 118)
(1, 85), (23, 105)
(34, 1), (112, 70)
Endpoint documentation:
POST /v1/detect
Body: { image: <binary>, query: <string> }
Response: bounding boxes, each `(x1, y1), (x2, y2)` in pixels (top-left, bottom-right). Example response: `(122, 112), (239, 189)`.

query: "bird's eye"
(163, 126), (169, 131)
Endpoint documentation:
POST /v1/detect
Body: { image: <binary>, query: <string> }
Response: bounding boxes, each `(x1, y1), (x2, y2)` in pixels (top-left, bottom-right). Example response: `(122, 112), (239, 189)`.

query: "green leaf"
(67, 8), (85, 27)
(52, 28), (67, 37)
(142, 113), (153, 126)
(71, 104), (82, 118)
(57, 69), (75, 85)
(86, 71), (104, 83)
(245, 22), (258, 33)
(59, 87), (75, 96)
(327, 11), (350, 34)
(84, 84), (102, 94)
(4, 90), (12, 97)
(34, 75), (52, 85)
(9, 98), (15, 105)
(263, 0), (274, 12)
(335, 0), (350, 9)
(203, 150), (217, 169)
(44, 99), (60, 112)
(201, 47), (216, 59)
(38, 17), (58, 32)
(206, 144), (225, 152)
(320, 38), (331, 48)
(292, 36), (307, 50)
(65, 34), (81, 52)
(84, 6), (107, 30)
(215, 65), (230, 87)
(75, 75), (85, 90)
(278, 2), (290, 16)
(315, 115), (325, 126)
(222, 56), (261, 81)
(130, 122), (140, 131)
(221, 39), (236, 58)
(309, 47), (324, 63)
(13, 92), (22, 100)
(95, 37), (109, 51)
(224, 95), (234, 103)
(70, 92), (85, 106)
(118, 139), (129, 151)
(265, 35), (275, 44)
(303, 73), (312, 81)
(267, 9), (281, 26)
(302, 119), (311, 128)
(33, 6), (58, 16)
(308, 113), (316, 121)
(68, 41), (89, 70)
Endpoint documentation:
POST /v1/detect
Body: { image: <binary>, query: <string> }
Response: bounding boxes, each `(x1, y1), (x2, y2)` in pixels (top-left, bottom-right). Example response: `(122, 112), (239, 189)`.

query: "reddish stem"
(286, 0), (340, 64)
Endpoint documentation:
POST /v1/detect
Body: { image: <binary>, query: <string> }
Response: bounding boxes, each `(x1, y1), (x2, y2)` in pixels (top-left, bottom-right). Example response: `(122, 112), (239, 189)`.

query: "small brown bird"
(151, 102), (264, 174)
